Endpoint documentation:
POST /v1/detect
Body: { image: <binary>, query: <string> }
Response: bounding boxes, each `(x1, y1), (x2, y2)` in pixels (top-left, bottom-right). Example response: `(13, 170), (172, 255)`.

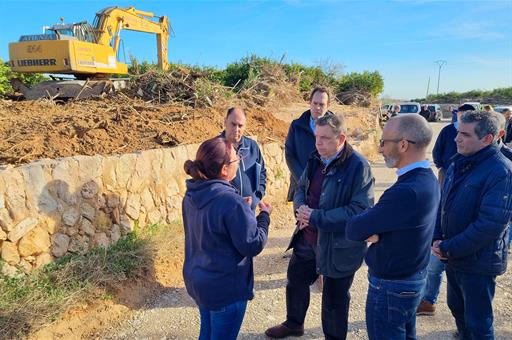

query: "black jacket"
(284, 110), (333, 201)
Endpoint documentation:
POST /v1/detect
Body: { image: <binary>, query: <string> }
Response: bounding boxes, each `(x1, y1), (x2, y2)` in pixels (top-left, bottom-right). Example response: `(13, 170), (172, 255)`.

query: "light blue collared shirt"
(396, 160), (431, 177)
(321, 147), (343, 166)
(310, 116), (316, 133)
(454, 121), (459, 130)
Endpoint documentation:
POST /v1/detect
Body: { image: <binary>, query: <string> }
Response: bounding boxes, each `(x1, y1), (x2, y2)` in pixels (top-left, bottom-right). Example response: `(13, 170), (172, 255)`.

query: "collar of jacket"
(309, 142), (354, 175)
(452, 143), (500, 176)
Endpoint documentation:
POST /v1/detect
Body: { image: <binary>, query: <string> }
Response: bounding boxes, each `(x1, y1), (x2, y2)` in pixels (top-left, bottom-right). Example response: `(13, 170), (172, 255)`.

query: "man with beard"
(346, 114), (440, 340)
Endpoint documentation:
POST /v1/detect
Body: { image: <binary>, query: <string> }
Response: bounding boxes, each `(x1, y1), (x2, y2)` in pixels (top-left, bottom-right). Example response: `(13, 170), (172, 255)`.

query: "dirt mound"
(0, 97), (289, 166)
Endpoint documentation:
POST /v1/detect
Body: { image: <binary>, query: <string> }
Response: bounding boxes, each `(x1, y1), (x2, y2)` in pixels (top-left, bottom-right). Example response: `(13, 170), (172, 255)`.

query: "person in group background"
(432, 110), (512, 340)
(284, 86), (333, 202)
(501, 108), (512, 145)
(494, 112), (512, 249)
(417, 105), (473, 317)
(182, 136), (272, 340)
(419, 105), (432, 121)
(220, 107), (267, 211)
(346, 114), (440, 340)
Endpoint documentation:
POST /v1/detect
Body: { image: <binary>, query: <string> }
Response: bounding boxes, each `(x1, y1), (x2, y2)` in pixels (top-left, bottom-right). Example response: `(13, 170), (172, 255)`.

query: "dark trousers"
(446, 266), (496, 340)
(284, 251), (355, 340)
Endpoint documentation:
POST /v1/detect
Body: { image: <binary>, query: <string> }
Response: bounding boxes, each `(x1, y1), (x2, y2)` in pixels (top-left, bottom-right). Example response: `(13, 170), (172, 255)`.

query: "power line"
(434, 60), (447, 95)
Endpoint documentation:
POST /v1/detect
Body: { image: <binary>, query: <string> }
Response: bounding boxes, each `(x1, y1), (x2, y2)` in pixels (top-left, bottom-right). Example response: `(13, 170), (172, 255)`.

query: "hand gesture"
(258, 201), (273, 215)
(243, 196), (253, 206)
(296, 205), (313, 225)
(431, 240), (447, 260)
(365, 234), (379, 244)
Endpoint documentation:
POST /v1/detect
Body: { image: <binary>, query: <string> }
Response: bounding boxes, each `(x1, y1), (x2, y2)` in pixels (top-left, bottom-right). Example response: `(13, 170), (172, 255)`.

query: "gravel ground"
(101, 204), (512, 340)
(102, 121), (512, 340)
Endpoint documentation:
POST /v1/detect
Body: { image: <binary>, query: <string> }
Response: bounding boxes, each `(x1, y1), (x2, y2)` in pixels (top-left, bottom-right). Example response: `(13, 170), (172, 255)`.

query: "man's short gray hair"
(493, 111), (506, 142)
(316, 114), (346, 136)
(495, 111), (506, 131)
(389, 114), (433, 148)
(460, 110), (500, 139)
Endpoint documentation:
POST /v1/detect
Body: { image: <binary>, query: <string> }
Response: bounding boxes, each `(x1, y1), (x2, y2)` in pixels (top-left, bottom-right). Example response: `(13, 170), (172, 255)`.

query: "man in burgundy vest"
(266, 114), (374, 339)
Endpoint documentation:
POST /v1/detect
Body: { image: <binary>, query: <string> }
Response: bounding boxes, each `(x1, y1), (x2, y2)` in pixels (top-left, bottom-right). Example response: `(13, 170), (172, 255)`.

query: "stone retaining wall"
(0, 142), (289, 275)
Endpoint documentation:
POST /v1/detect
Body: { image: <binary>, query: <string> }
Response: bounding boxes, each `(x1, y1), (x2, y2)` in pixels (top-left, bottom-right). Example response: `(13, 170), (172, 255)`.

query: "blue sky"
(1, 0), (511, 99)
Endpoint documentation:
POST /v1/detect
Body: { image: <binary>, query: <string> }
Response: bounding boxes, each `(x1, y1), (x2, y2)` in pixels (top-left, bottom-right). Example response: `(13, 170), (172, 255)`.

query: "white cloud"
(433, 21), (505, 41)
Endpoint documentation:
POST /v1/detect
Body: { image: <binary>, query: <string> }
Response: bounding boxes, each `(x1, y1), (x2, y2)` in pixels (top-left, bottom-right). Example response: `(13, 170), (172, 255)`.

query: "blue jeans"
(422, 254), (445, 304)
(366, 270), (427, 340)
(446, 267), (496, 340)
(198, 300), (247, 340)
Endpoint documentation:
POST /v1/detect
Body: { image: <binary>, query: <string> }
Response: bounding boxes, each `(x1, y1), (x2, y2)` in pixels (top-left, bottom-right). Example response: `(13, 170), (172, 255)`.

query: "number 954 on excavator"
(8, 6), (170, 100)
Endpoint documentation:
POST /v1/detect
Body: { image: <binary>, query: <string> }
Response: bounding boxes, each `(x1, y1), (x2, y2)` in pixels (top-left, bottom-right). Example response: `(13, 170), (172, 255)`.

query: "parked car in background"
(426, 104), (442, 122)
(495, 105), (512, 114)
(462, 102), (482, 111)
(399, 102), (421, 114)
(381, 104), (391, 112)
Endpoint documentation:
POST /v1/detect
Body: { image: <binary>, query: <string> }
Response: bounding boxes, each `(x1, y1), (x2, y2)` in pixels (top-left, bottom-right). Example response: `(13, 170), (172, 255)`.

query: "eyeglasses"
(379, 138), (417, 147)
(227, 155), (240, 165)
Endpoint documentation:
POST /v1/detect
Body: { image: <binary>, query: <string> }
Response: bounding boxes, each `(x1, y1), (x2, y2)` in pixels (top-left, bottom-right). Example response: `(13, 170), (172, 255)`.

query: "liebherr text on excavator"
(8, 6), (170, 99)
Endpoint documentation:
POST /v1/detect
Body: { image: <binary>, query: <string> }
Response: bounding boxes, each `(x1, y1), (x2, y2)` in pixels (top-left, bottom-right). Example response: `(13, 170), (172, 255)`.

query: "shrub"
(337, 71), (384, 98)
(414, 87), (512, 104)
(0, 59), (46, 96)
(0, 232), (152, 337)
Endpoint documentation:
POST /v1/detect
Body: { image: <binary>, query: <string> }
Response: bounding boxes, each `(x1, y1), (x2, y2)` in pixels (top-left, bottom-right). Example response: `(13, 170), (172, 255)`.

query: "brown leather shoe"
(416, 299), (436, 315)
(265, 323), (304, 338)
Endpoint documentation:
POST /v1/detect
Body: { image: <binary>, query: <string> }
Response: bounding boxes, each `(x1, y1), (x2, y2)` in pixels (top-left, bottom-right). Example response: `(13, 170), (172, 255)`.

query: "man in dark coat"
(432, 110), (512, 339)
(284, 86), (333, 201)
(502, 108), (512, 144)
(266, 114), (374, 339)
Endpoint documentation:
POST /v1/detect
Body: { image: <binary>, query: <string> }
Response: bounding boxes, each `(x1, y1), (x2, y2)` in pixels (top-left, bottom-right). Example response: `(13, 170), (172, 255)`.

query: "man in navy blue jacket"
(284, 86), (333, 201)
(346, 114), (440, 340)
(221, 107), (267, 211)
(432, 110), (512, 340)
(418, 104), (474, 316)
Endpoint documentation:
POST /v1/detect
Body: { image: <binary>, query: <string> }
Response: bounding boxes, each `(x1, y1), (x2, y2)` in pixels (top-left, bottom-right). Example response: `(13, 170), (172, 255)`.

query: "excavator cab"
(44, 22), (98, 43)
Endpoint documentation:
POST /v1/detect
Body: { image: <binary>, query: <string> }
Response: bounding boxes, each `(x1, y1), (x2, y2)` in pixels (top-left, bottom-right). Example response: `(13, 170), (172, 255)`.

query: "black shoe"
(265, 323), (304, 338)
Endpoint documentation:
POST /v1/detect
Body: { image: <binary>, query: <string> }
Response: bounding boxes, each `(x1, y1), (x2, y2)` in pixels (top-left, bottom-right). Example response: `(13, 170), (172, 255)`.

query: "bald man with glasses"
(347, 114), (440, 340)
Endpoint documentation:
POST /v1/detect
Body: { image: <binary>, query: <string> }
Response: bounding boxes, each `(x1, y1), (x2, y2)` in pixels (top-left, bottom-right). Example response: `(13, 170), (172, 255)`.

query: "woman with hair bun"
(182, 136), (272, 340)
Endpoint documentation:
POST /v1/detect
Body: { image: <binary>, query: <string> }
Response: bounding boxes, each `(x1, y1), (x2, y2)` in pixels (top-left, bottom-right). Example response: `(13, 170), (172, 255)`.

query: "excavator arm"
(94, 7), (169, 70)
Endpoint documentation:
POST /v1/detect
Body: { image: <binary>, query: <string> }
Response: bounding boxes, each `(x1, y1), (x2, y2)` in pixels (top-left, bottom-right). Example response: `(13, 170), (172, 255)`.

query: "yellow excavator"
(8, 6), (170, 99)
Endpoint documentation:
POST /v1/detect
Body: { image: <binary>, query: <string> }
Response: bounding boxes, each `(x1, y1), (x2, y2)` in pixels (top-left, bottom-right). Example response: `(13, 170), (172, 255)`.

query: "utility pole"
(434, 60), (447, 95)
(426, 76), (430, 99)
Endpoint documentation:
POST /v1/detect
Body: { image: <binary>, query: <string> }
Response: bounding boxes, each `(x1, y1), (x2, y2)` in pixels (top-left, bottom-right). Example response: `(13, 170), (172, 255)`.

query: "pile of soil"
(0, 97), (290, 166)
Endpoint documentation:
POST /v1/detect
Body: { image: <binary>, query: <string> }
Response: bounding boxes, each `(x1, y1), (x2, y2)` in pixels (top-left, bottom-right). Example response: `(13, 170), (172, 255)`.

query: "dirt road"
(101, 119), (512, 339)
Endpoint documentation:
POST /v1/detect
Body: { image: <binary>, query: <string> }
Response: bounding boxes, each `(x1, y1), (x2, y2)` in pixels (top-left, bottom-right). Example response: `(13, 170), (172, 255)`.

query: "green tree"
(337, 71), (384, 97)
